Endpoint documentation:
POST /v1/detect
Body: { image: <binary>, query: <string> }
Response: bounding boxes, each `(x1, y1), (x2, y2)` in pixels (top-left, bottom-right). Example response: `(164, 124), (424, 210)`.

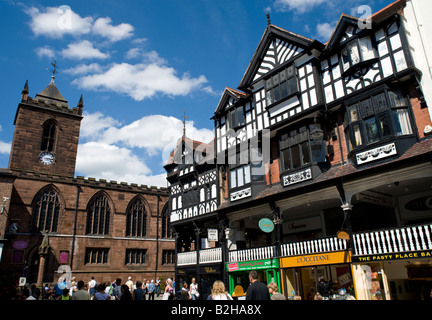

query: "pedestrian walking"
(94, 283), (110, 300)
(155, 278), (161, 297)
(190, 278), (199, 300)
(163, 278), (174, 300)
(207, 281), (232, 300)
(180, 282), (191, 300)
(133, 281), (145, 300)
(57, 288), (70, 300)
(71, 281), (90, 300)
(317, 276), (332, 299)
(267, 282), (287, 300)
(125, 276), (134, 292)
(120, 284), (132, 301)
(246, 270), (270, 300)
(88, 276), (97, 298)
(112, 278), (122, 300)
(148, 280), (155, 300)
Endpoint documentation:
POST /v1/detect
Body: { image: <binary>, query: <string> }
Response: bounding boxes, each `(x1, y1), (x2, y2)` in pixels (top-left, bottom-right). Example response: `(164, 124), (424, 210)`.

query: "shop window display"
(285, 264), (355, 300)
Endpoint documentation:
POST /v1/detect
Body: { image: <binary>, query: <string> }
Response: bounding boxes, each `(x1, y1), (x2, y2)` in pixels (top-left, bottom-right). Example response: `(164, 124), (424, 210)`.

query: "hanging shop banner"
(227, 258), (279, 272)
(280, 251), (351, 268)
(258, 218), (274, 233)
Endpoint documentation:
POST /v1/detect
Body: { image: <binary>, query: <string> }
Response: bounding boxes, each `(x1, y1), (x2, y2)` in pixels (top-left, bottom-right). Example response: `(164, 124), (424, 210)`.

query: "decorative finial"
(21, 80), (29, 102)
(183, 110), (187, 138)
(76, 94), (84, 115)
(266, 12), (271, 25)
(77, 94), (84, 108)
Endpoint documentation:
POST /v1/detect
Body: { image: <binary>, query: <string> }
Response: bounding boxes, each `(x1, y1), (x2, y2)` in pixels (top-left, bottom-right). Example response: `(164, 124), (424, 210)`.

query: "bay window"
(279, 124), (325, 173)
(345, 89), (414, 152)
(341, 35), (378, 74)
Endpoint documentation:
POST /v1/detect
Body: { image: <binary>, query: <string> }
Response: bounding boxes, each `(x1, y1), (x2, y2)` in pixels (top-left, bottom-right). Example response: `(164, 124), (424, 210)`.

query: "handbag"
(162, 292), (170, 300)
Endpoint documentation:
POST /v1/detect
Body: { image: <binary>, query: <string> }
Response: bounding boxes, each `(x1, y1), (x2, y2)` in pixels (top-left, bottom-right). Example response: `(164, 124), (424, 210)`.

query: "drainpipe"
(155, 195), (160, 281)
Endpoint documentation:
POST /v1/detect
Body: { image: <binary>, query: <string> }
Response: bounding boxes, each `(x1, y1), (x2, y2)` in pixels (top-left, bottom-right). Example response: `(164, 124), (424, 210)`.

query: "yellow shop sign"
(280, 251), (351, 268)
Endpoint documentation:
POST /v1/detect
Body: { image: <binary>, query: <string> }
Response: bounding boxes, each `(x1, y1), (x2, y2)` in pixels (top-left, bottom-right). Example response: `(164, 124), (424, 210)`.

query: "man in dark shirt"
(246, 270), (270, 300)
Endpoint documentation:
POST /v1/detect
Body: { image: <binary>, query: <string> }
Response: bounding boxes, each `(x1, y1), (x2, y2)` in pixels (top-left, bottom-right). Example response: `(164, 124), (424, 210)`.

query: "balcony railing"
(176, 224), (432, 267)
(228, 246), (276, 263)
(177, 247), (222, 266)
(352, 223), (432, 256)
(280, 236), (347, 257)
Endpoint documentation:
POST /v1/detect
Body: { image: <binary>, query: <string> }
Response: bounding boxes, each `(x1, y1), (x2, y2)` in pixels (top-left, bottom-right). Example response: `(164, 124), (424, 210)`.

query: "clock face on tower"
(39, 152), (55, 165)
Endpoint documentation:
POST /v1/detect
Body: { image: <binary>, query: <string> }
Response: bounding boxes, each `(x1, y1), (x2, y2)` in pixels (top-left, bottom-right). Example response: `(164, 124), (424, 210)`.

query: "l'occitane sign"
(280, 251), (351, 268)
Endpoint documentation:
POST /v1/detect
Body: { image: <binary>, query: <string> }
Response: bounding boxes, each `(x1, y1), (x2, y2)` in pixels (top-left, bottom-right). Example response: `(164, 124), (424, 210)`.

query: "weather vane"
(48, 60), (59, 79)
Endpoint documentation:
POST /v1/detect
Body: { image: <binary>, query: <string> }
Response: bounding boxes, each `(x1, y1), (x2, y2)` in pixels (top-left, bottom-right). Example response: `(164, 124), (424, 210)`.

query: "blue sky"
(0, 0), (395, 187)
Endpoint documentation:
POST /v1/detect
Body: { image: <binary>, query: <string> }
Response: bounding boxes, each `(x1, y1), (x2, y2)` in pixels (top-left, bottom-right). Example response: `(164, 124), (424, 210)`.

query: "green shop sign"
(227, 259), (279, 272)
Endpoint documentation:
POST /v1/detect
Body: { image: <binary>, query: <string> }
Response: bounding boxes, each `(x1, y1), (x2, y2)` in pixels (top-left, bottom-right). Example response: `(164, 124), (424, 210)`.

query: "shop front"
(352, 249), (432, 300)
(176, 264), (223, 300)
(226, 258), (280, 299)
(280, 251), (354, 300)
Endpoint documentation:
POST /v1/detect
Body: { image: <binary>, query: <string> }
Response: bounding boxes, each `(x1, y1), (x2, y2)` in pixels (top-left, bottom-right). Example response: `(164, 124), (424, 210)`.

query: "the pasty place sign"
(352, 250), (432, 262)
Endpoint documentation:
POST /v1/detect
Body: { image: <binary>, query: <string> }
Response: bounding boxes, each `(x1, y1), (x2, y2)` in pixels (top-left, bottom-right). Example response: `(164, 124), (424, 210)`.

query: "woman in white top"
(190, 278), (199, 300)
(207, 281), (232, 300)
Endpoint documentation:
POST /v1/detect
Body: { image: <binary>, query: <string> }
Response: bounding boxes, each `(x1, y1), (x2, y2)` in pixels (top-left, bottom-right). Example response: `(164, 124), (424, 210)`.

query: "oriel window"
(345, 89), (414, 152)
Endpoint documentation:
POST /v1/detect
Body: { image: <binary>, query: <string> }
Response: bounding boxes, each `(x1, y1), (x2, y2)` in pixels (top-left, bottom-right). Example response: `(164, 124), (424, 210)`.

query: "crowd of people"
(13, 275), (165, 300)
(12, 271), (307, 301)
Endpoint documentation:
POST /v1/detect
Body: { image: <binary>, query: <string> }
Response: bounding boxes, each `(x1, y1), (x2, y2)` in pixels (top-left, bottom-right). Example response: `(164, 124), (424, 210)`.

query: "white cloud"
(125, 48), (142, 60)
(316, 22), (336, 41)
(274, 0), (326, 13)
(99, 114), (214, 157)
(92, 17), (134, 42)
(0, 141), (11, 155)
(75, 141), (155, 184)
(79, 111), (122, 138)
(26, 6), (93, 38)
(35, 46), (56, 59)
(73, 62), (208, 100)
(76, 112), (214, 187)
(61, 40), (109, 60)
(63, 63), (104, 75)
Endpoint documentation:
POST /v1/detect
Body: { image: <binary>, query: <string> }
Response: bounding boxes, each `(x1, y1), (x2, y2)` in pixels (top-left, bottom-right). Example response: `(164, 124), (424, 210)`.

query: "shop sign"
(280, 251), (350, 268)
(227, 259), (279, 272)
(199, 266), (220, 274)
(208, 228), (218, 242)
(12, 240), (28, 249)
(258, 218), (274, 233)
(352, 250), (432, 263)
(405, 196), (432, 211)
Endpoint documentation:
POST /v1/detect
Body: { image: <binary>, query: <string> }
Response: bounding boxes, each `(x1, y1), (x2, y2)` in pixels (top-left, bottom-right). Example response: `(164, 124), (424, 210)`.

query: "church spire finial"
(266, 12), (271, 25)
(49, 60), (58, 82)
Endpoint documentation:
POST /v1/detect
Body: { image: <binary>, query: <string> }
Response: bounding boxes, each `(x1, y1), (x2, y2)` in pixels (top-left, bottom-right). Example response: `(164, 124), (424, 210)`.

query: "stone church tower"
(8, 76), (83, 177)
